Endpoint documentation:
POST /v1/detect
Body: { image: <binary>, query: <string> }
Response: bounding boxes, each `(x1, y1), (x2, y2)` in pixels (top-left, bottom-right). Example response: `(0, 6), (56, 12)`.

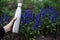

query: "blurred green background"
(0, 0), (60, 16)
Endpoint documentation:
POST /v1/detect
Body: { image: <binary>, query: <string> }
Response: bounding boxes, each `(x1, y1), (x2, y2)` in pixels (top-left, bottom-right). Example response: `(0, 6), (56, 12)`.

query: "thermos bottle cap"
(18, 3), (22, 7)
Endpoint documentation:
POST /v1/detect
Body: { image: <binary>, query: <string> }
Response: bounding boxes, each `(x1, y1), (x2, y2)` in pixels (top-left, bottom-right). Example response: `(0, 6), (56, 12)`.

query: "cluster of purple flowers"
(0, 17), (4, 24)
(4, 13), (11, 22)
(21, 9), (35, 25)
(48, 6), (58, 23)
(20, 6), (58, 30)
(0, 13), (11, 25)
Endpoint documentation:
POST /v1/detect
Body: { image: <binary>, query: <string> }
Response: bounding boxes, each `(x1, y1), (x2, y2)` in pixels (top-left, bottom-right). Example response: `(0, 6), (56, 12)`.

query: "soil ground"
(1, 33), (59, 40)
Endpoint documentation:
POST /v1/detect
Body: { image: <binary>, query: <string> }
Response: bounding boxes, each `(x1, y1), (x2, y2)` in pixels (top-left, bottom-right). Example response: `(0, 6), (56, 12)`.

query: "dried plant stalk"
(17, 0), (23, 3)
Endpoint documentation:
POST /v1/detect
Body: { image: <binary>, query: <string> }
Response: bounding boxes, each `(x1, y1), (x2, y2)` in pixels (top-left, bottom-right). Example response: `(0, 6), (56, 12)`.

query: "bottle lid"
(18, 3), (22, 7)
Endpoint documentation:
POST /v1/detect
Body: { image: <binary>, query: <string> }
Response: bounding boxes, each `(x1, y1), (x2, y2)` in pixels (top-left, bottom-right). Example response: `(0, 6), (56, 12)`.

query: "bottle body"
(12, 3), (22, 33)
